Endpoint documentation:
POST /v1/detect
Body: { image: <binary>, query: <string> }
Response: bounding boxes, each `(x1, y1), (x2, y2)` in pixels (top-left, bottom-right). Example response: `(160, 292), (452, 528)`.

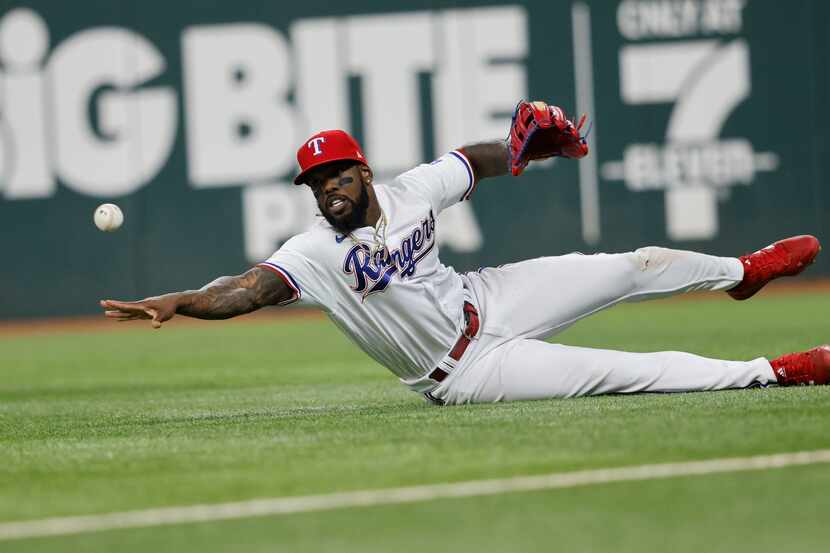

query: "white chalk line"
(2, 449), (829, 542)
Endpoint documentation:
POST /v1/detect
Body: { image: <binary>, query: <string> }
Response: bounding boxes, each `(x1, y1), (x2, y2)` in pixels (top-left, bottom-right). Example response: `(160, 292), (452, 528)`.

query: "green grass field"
(1, 292), (829, 552)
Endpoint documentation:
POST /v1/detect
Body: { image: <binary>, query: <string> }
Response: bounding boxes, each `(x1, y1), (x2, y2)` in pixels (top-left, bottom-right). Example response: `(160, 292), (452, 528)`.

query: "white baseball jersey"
(259, 150), (477, 388)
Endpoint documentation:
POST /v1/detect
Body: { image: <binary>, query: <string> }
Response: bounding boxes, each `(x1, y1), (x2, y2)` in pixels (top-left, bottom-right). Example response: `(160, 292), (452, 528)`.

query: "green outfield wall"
(0, 0), (827, 318)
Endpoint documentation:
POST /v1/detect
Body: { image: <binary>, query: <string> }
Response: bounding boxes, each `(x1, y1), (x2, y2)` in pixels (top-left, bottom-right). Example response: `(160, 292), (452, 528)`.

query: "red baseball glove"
(507, 100), (589, 176)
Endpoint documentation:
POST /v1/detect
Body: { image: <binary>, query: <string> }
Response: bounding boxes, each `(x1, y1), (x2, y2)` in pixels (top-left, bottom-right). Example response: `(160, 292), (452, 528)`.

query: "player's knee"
(633, 246), (676, 275)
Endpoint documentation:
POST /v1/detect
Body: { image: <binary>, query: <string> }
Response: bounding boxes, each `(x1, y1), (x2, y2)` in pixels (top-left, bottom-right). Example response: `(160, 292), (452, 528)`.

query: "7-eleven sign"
(601, 39), (779, 241)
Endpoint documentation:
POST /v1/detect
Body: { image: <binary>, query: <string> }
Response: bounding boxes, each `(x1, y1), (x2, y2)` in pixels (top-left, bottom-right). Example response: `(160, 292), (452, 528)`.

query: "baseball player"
(101, 100), (828, 405)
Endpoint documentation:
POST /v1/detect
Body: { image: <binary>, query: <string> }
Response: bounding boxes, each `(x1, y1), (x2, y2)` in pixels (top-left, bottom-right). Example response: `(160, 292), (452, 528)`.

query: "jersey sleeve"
(396, 150), (476, 213)
(256, 236), (327, 308)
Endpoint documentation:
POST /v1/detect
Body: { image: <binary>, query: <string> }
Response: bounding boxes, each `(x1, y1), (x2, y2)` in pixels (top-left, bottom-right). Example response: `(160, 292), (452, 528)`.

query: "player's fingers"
(101, 299), (144, 312)
(103, 305), (148, 318)
(102, 300), (157, 320)
(104, 310), (133, 319)
(105, 310), (145, 320)
(147, 308), (164, 329)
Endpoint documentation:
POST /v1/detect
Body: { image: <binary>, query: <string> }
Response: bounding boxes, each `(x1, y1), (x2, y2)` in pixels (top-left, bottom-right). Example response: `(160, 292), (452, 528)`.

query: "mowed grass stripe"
(2, 449), (829, 542)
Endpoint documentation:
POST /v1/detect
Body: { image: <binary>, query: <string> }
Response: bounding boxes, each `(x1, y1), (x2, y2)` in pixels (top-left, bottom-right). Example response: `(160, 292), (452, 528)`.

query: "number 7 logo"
(611, 39), (775, 240)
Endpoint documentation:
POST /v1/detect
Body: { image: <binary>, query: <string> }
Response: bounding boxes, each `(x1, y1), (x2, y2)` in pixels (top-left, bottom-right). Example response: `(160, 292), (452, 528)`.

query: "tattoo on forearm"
(177, 269), (287, 319)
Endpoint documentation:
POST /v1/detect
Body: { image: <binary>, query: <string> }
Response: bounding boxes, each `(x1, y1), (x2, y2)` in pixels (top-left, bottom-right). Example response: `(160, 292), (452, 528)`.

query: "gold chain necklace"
(347, 208), (389, 259)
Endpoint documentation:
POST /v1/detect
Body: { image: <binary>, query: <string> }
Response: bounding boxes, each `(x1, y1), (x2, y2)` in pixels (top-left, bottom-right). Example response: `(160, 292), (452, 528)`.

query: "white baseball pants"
(432, 247), (776, 405)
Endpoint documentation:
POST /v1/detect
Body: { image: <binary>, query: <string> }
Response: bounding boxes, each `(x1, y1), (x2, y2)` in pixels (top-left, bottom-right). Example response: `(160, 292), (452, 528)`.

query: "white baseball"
(94, 203), (124, 232)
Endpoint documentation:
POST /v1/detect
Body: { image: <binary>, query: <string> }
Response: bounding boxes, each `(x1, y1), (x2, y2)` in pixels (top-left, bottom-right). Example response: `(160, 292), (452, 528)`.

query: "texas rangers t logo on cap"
(308, 137), (326, 156)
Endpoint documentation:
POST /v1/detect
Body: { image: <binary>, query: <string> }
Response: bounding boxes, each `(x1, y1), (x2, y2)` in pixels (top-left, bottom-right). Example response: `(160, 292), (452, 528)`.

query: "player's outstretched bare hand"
(100, 296), (179, 329)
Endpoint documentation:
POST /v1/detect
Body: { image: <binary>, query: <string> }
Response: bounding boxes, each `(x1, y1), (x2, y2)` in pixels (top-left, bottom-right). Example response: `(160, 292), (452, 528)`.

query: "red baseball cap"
(294, 129), (369, 185)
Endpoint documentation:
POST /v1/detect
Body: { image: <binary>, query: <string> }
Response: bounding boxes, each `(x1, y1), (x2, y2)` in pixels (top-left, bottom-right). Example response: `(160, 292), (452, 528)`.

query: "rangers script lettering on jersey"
(343, 210), (436, 300)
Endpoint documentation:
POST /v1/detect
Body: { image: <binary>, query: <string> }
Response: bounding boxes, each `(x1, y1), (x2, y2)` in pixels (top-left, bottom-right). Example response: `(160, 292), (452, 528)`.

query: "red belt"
(428, 301), (479, 382)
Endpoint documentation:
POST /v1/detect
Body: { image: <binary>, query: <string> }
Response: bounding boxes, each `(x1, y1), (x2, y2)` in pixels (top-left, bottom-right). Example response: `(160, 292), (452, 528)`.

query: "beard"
(322, 182), (370, 234)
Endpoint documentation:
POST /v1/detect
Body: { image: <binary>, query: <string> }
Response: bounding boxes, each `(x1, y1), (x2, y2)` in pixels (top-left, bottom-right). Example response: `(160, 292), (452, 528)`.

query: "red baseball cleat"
(770, 345), (830, 386)
(728, 235), (821, 300)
